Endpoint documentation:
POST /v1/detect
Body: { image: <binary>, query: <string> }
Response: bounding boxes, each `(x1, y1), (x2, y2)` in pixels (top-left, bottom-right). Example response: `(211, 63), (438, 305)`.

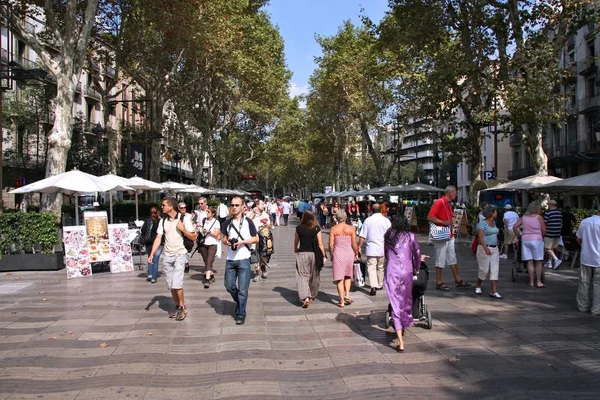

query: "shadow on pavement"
(144, 295), (173, 312)
(272, 286), (301, 306)
(206, 296), (236, 316)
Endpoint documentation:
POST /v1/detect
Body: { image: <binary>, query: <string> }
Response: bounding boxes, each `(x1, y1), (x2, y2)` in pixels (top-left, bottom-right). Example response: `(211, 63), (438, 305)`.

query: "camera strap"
(227, 217), (252, 251)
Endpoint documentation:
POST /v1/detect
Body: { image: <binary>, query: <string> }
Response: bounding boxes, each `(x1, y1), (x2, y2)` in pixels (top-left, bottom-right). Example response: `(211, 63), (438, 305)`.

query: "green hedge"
(0, 212), (61, 255)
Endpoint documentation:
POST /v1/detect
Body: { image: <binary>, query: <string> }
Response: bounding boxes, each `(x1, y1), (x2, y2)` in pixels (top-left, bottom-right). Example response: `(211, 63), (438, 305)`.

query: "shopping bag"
(353, 261), (365, 287)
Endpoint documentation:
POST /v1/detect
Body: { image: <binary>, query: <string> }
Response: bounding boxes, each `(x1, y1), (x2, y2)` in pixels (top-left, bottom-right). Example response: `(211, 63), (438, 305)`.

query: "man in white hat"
(500, 204), (519, 259)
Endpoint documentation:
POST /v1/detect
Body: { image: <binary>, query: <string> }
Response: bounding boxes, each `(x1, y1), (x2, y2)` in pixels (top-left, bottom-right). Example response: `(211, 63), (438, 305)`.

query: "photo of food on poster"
(84, 211), (111, 262)
(63, 226), (92, 279)
(108, 224), (134, 274)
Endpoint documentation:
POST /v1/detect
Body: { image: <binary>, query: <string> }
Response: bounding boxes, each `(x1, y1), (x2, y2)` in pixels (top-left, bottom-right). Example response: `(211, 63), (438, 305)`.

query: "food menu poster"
(84, 211), (111, 262)
(452, 209), (464, 237)
(108, 224), (135, 274)
(63, 226), (92, 279)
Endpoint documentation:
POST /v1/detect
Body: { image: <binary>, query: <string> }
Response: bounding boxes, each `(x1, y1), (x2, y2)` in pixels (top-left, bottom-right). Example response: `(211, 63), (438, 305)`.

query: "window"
(587, 77), (596, 97)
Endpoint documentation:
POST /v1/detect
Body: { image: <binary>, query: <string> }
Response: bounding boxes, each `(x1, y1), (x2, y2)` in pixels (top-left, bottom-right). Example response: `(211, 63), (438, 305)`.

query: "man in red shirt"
(427, 186), (471, 291)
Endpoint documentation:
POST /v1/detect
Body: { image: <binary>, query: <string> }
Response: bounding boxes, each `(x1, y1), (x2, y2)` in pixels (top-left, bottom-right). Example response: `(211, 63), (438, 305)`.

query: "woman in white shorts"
(513, 202), (546, 288)
(475, 205), (502, 299)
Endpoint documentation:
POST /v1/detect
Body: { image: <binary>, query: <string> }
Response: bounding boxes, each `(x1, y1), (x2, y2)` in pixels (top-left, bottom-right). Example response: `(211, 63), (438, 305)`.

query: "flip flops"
(455, 280), (472, 288)
(436, 283), (450, 291)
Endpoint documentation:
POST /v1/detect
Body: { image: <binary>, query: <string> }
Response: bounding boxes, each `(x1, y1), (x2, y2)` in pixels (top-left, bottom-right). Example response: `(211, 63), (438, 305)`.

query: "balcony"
(567, 100), (579, 115)
(507, 167), (535, 181)
(578, 55), (597, 75)
(509, 134), (520, 147)
(578, 96), (599, 113)
(84, 85), (102, 102)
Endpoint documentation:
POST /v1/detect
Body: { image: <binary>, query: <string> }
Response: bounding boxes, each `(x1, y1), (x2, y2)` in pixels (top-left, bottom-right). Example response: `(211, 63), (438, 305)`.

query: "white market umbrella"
(536, 171), (600, 194)
(482, 174), (563, 191)
(161, 180), (194, 191)
(126, 176), (163, 221)
(97, 174), (135, 223)
(175, 184), (209, 194)
(10, 169), (122, 225)
(395, 183), (444, 193)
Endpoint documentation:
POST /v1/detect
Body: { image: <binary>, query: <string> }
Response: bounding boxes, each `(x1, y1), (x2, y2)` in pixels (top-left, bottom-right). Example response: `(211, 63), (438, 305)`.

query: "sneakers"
(151, 279), (156, 284)
(499, 254), (508, 259)
(370, 287), (377, 296)
(235, 316), (245, 325)
(474, 287), (482, 295)
(544, 261), (552, 269)
(553, 259), (562, 269)
(252, 275), (260, 282)
(260, 273), (268, 280)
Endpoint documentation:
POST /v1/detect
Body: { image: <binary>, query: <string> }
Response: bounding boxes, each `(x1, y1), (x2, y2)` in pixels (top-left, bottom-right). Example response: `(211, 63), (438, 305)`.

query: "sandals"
(455, 280), (472, 288)
(489, 292), (503, 299)
(336, 302), (345, 308)
(436, 283), (450, 291)
(302, 299), (310, 308)
(343, 297), (354, 305)
(396, 344), (404, 352)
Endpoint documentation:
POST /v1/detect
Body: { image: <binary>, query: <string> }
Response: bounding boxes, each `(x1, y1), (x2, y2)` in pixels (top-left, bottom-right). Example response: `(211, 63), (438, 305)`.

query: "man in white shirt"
(195, 197), (209, 224)
(148, 197), (197, 321)
(358, 203), (391, 296)
(501, 204), (520, 259)
(576, 205), (600, 315)
(281, 200), (292, 226)
(217, 198), (229, 227)
(222, 195), (259, 325)
(267, 199), (278, 226)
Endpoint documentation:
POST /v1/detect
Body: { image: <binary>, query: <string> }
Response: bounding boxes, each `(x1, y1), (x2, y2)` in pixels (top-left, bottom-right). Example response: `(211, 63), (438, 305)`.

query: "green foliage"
(0, 212), (61, 255)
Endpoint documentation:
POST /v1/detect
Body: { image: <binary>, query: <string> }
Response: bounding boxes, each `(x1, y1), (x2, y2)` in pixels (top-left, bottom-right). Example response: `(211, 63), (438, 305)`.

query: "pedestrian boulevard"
(1, 218), (600, 399)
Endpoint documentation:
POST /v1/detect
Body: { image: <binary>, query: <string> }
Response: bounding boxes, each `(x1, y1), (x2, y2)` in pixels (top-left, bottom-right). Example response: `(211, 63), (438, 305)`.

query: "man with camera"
(222, 195), (259, 325)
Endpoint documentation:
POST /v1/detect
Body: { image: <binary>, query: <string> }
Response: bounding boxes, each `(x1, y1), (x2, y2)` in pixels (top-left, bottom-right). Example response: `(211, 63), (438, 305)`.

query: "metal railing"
(84, 85), (101, 101)
(507, 167), (535, 180)
(578, 55), (597, 75)
(578, 96), (599, 113)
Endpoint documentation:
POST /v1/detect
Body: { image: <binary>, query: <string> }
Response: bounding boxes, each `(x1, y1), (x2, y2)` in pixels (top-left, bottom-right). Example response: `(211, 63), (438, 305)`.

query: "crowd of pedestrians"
(139, 188), (600, 351)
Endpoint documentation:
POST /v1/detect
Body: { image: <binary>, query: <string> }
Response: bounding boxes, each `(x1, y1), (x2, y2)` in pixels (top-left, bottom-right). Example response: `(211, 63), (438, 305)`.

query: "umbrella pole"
(75, 195), (79, 226)
(135, 192), (139, 221)
(109, 193), (114, 224)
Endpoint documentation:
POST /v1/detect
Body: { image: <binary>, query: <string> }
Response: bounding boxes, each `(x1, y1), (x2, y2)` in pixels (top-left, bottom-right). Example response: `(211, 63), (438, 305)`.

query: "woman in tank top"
(513, 201), (546, 288)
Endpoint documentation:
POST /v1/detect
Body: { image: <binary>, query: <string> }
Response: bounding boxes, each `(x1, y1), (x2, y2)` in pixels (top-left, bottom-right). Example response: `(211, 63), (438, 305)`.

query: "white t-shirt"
(223, 217), (258, 261)
(201, 218), (221, 246)
(359, 213), (391, 257)
(217, 203), (229, 218)
(282, 201), (291, 214)
(156, 213), (195, 256)
(195, 209), (208, 226)
(503, 210), (520, 230)
(576, 215), (600, 267)
(268, 202), (278, 214)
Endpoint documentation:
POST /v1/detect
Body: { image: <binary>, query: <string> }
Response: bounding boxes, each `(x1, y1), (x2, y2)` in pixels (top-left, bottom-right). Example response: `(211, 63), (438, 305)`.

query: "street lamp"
(446, 172), (451, 186)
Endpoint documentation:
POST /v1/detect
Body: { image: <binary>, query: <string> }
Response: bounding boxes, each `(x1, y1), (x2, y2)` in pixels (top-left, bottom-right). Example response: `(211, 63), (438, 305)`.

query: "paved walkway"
(1, 218), (600, 399)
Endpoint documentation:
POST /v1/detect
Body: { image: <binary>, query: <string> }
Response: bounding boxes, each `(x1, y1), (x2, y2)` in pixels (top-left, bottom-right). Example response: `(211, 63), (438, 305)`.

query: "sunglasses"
(231, 204), (243, 207)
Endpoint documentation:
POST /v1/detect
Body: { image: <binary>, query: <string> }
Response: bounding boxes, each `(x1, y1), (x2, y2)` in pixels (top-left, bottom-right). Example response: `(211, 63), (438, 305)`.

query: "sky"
(265, 0), (389, 99)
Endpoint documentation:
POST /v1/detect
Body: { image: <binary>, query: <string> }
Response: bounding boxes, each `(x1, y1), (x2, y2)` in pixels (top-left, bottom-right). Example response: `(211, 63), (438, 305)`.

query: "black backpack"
(162, 214), (195, 252)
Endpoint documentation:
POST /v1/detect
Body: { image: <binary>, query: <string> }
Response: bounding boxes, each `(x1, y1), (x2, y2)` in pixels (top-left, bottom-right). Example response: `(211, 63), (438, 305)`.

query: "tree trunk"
(468, 139), (483, 205)
(528, 126), (548, 176)
(42, 76), (77, 212)
(150, 93), (165, 185)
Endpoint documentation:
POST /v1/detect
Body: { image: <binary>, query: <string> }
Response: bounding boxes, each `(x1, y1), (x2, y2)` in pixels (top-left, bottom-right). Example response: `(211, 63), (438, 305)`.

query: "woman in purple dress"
(384, 215), (422, 352)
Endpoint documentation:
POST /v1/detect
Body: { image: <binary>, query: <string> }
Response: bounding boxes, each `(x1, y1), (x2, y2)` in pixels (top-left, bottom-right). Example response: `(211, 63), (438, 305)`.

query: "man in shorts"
(501, 204), (519, 259)
(543, 200), (563, 269)
(148, 197), (197, 321)
(427, 186), (471, 291)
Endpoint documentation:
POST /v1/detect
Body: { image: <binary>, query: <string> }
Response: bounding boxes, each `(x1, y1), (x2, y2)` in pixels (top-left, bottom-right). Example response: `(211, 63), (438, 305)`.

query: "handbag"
(353, 261), (365, 287)
(312, 230), (324, 271)
(471, 236), (479, 255)
(429, 223), (451, 241)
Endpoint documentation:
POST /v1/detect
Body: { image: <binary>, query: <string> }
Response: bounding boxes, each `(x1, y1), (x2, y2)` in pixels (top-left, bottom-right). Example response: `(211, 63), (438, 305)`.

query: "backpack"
(162, 214), (195, 253)
(258, 224), (274, 256)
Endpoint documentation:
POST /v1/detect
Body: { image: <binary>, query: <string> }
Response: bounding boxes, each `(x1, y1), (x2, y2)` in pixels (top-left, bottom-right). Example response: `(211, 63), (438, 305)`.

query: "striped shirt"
(544, 209), (563, 238)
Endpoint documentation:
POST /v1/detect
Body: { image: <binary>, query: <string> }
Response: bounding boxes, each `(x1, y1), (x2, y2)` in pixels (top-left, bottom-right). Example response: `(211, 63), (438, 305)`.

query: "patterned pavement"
(1, 217), (600, 399)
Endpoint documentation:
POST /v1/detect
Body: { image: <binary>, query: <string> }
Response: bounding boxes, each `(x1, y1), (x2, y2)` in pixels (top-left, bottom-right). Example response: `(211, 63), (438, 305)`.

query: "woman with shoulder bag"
(294, 211), (326, 308)
(198, 207), (221, 289)
(142, 206), (162, 284)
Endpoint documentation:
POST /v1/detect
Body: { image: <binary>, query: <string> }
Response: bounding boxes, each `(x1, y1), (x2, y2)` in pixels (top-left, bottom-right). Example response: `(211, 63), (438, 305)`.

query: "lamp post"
(219, 169), (224, 188)
(446, 172), (451, 186)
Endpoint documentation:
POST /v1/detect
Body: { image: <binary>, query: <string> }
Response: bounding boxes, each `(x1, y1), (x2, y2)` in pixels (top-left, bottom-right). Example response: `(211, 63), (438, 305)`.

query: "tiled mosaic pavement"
(1, 218), (600, 399)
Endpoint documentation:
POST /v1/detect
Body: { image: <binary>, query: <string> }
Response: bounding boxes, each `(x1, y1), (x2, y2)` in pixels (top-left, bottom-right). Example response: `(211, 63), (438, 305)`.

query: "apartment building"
(510, 23), (599, 208)
(397, 117), (438, 185)
(1, 13), (204, 207)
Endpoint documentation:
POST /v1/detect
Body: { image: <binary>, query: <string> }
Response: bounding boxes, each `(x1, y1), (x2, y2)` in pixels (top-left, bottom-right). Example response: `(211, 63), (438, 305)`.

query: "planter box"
(0, 253), (65, 272)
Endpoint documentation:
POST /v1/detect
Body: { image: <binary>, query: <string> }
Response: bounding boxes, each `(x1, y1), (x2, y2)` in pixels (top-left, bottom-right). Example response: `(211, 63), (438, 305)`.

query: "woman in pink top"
(513, 201), (547, 288)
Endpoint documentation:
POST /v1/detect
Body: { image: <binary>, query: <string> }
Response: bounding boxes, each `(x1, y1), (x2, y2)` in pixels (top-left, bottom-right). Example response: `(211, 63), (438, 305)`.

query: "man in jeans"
(222, 195), (259, 325)
(358, 203), (391, 296)
(148, 197), (197, 321)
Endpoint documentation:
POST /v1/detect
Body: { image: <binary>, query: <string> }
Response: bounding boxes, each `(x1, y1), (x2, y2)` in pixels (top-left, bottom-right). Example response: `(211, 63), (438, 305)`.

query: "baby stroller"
(385, 262), (433, 330)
